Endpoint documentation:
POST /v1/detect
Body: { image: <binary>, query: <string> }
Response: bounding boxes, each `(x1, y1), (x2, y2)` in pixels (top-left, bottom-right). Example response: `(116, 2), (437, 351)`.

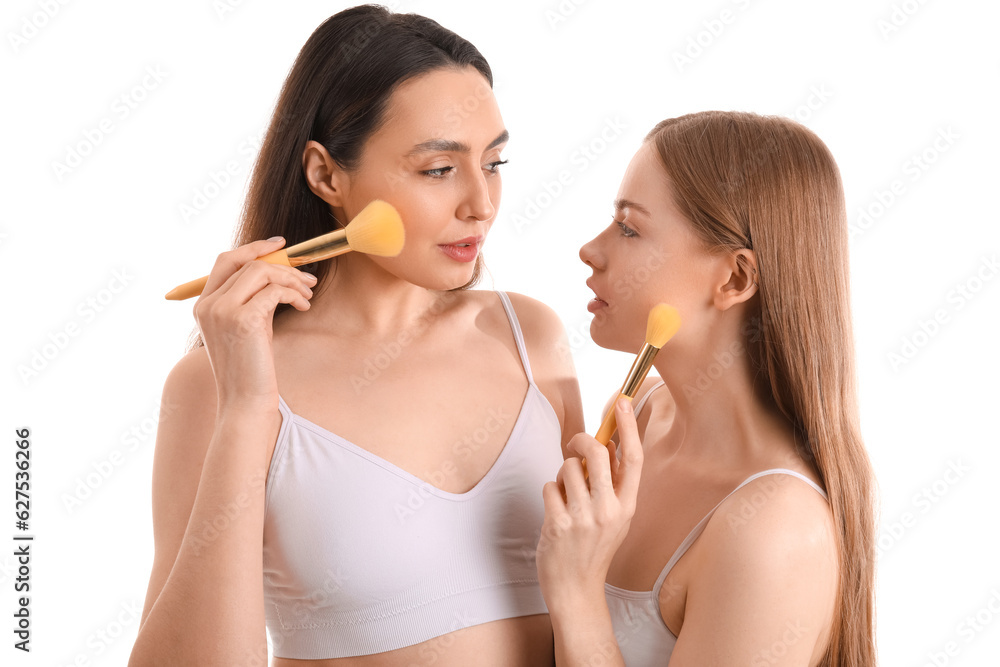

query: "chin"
(412, 267), (477, 292)
(589, 318), (635, 353)
(593, 301), (651, 348)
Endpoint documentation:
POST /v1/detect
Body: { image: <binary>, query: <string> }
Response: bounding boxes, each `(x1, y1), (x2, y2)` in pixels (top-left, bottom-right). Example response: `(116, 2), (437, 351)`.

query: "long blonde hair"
(645, 111), (876, 667)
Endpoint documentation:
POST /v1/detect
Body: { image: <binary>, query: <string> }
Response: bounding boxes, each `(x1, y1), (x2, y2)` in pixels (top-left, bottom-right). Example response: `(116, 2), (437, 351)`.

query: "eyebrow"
(614, 198), (652, 216)
(405, 129), (509, 157)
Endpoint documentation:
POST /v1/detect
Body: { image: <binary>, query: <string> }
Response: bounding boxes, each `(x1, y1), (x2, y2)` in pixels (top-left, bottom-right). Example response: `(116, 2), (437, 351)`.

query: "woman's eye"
(616, 220), (638, 238)
(421, 166), (454, 178)
(485, 159), (509, 174)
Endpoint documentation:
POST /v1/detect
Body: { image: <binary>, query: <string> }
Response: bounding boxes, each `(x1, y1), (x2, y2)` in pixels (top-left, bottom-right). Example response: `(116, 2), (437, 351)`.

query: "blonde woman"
(537, 111), (877, 666)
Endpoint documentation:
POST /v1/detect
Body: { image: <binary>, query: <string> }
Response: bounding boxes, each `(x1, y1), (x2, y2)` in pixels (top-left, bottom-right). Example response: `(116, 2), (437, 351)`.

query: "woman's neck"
(294, 253), (450, 339)
(652, 341), (796, 468)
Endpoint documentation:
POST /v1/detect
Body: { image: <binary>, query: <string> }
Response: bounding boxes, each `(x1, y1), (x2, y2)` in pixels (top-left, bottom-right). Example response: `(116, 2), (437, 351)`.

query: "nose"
(579, 232), (605, 271)
(457, 167), (496, 223)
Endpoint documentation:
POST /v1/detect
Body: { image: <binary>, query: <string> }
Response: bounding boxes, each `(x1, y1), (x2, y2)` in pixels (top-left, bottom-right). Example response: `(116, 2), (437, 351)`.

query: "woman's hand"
(536, 396), (644, 612)
(192, 237), (317, 413)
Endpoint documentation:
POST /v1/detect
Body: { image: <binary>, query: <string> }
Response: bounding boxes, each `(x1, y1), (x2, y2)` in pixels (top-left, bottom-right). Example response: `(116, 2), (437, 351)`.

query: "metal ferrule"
(285, 228), (350, 266)
(620, 342), (660, 397)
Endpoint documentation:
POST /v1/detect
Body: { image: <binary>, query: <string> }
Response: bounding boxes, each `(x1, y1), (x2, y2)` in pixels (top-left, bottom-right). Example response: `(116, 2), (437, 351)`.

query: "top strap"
(496, 291), (534, 385)
(633, 380), (666, 416)
(651, 468), (828, 597)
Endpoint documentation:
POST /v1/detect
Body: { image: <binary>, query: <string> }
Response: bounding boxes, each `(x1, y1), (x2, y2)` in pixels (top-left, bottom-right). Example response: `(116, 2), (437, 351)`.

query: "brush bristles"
(647, 303), (681, 348)
(345, 200), (405, 257)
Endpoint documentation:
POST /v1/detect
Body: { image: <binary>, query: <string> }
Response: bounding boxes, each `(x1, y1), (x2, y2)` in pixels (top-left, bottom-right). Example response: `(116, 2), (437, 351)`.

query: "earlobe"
(714, 249), (759, 310)
(302, 139), (347, 207)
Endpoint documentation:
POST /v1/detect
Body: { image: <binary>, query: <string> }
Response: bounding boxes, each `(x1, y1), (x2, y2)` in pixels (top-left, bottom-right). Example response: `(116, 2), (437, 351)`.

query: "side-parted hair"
(645, 111), (877, 667)
(187, 4), (492, 351)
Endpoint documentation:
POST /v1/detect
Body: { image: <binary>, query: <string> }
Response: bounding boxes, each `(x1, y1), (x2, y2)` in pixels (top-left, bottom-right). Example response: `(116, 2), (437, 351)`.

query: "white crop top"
(261, 291), (564, 658)
(605, 381), (829, 665)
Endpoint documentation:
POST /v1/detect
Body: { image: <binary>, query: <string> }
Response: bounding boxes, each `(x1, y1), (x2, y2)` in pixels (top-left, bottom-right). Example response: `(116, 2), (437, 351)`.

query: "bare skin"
(536, 143), (838, 666)
(130, 66), (583, 666)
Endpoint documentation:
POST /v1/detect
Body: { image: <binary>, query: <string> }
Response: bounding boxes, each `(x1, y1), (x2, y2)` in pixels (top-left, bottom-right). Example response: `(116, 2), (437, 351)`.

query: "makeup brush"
(164, 199), (405, 300)
(583, 303), (681, 480)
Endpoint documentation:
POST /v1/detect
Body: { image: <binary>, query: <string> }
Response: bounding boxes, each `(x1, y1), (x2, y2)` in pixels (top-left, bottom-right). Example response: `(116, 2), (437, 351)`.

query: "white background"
(3, 0), (998, 665)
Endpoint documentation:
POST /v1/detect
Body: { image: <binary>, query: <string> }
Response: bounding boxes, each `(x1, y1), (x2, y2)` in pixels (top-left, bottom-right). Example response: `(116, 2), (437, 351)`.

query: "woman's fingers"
(566, 433), (615, 500)
(201, 237), (289, 299)
(218, 260), (314, 308)
(557, 456), (591, 514)
(612, 396), (643, 507)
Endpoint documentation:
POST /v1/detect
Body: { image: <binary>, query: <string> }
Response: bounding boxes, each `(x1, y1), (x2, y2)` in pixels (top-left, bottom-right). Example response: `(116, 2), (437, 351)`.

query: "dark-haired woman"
(128, 6), (582, 665)
(536, 112), (877, 666)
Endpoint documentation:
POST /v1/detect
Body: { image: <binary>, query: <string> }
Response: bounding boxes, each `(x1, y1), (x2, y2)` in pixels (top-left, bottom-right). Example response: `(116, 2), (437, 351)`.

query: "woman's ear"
(713, 248), (759, 311)
(302, 140), (349, 207)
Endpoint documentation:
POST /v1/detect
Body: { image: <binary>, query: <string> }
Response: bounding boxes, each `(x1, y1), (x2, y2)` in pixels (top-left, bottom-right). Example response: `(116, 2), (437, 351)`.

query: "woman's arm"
(129, 350), (278, 665)
(129, 238), (316, 665)
(667, 477), (838, 666)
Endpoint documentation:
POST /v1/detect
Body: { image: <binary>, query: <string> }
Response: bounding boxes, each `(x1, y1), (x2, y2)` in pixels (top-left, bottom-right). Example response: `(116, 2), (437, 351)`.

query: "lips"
(438, 236), (483, 263)
(586, 279), (609, 313)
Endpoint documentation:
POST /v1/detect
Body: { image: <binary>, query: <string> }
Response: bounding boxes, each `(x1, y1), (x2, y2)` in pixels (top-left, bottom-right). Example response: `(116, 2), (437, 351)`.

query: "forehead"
(616, 143), (672, 211)
(373, 66), (504, 149)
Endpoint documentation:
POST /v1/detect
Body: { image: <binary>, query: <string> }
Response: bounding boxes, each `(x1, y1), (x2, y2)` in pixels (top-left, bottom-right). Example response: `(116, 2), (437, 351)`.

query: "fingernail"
(303, 273), (318, 283)
(267, 235), (283, 242)
(618, 397), (632, 412)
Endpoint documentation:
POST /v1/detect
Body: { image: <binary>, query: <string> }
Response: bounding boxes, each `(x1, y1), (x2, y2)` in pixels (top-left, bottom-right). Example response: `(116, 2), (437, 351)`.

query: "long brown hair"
(186, 4), (491, 351)
(645, 111), (876, 666)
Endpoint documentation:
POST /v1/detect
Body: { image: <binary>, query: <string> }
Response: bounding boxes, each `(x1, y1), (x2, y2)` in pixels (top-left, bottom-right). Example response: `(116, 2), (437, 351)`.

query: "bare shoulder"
(159, 344), (218, 446)
(501, 291), (567, 343)
(668, 473), (837, 664)
(495, 290), (584, 448)
(693, 471), (838, 625)
(706, 472), (836, 567)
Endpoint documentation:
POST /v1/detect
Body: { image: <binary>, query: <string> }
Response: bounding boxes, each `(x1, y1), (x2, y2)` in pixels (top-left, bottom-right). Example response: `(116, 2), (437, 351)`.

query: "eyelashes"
(421, 159), (509, 179)
(616, 219), (638, 238)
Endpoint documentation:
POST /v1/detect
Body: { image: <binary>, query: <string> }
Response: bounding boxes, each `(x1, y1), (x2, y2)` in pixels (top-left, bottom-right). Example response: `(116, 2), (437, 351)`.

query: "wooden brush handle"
(582, 394), (632, 480)
(164, 249), (291, 300)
